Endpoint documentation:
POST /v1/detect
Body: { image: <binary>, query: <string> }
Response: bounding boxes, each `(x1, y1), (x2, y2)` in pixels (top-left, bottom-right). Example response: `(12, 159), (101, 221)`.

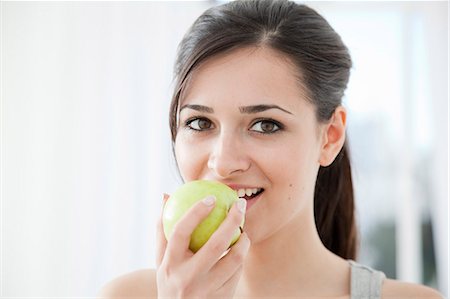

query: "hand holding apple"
(155, 181), (250, 298)
(162, 180), (245, 253)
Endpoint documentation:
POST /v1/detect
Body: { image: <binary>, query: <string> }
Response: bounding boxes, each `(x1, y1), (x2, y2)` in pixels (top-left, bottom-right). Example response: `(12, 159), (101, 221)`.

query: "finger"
(156, 193), (170, 268)
(208, 232), (250, 289)
(194, 198), (246, 271)
(165, 196), (216, 263)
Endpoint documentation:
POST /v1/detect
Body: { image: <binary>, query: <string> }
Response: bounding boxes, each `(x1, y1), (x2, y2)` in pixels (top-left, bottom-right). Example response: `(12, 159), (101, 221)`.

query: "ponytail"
(314, 141), (357, 259)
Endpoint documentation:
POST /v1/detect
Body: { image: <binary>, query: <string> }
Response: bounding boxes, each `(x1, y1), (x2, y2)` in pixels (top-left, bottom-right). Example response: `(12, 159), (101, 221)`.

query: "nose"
(207, 131), (251, 178)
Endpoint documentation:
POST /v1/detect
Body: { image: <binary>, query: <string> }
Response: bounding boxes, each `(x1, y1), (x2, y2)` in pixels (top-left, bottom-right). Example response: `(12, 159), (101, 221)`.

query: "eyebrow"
(179, 104), (214, 113)
(239, 104), (293, 115)
(179, 104), (293, 115)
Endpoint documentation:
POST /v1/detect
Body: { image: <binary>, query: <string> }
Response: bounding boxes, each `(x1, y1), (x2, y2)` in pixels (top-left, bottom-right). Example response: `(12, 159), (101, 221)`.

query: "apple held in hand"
(162, 180), (244, 253)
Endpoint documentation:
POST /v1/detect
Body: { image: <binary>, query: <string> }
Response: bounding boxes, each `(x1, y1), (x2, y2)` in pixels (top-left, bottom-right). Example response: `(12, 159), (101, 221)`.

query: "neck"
(236, 206), (351, 297)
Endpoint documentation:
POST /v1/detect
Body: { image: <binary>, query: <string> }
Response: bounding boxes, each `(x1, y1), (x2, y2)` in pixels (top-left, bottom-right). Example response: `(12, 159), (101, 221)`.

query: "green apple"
(162, 180), (244, 253)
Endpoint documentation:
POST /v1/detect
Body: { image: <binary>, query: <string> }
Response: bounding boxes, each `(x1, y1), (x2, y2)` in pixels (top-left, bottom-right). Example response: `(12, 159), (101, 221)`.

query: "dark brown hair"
(169, 0), (357, 259)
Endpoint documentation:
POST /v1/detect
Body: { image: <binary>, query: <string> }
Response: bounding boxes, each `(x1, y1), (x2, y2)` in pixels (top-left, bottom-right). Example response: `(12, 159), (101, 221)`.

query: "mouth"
(235, 187), (264, 210)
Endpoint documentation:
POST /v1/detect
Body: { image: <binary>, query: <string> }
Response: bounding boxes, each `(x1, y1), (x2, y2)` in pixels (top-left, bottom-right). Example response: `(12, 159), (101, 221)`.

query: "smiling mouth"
(237, 188), (264, 200)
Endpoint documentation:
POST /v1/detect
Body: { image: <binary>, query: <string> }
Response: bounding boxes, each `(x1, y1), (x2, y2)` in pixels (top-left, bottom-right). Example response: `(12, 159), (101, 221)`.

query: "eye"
(185, 117), (213, 131)
(250, 119), (282, 134)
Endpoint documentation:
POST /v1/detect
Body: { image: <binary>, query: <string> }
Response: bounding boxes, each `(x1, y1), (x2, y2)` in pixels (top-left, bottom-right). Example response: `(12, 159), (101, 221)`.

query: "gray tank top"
(349, 260), (386, 299)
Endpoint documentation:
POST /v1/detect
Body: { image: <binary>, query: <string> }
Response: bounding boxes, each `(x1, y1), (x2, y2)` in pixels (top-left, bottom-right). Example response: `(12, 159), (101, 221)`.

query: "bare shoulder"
(382, 278), (443, 299)
(97, 268), (157, 299)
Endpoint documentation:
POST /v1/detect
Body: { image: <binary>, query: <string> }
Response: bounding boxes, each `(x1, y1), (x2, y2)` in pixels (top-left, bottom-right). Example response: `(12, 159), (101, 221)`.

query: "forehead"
(180, 46), (310, 112)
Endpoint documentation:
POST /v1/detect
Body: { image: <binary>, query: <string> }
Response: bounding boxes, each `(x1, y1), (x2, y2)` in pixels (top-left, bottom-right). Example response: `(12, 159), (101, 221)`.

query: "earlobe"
(318, 106), (347, 167)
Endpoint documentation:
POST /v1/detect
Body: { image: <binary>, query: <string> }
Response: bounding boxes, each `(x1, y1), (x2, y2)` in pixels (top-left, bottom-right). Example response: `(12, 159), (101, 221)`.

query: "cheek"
(270, 145), (316, 180)
(266, 143), (319, 204)
(174, 136), (206, 182)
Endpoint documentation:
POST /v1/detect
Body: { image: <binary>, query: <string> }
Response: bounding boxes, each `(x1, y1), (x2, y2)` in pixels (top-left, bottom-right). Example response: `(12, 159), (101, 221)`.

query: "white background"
(1, 1), (448, 297)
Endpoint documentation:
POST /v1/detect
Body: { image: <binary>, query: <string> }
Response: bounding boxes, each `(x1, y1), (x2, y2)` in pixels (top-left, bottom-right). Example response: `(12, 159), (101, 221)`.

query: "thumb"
(155, 193), (170, 268)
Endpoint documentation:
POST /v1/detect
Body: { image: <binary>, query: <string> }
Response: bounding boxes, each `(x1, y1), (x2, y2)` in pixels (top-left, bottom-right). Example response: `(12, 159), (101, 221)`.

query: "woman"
(99, 0), (442, 298)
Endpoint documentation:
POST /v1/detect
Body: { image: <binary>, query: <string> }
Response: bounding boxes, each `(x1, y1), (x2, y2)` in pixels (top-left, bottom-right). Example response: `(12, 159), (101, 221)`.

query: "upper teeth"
(236, 188), (262, 198)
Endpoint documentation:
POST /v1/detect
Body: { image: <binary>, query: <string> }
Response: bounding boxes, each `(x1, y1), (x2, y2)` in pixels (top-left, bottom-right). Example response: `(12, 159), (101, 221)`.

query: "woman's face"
(174, 47), (325, 243)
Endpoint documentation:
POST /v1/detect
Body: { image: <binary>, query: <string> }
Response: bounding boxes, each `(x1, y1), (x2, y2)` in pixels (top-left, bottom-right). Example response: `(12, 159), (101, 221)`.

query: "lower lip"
(243, 192), (263, 210)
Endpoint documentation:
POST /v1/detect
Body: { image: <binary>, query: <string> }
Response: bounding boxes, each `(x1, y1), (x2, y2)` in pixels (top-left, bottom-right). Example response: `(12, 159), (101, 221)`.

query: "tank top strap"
(349, 260), (386, 299)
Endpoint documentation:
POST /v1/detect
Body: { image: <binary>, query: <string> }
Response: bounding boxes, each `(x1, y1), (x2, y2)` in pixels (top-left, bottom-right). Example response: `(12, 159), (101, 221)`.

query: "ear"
(318, 106), (347, 167)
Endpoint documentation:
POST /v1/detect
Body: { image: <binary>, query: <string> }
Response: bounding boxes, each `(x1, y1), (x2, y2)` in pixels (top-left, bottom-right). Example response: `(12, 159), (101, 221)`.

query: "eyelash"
(183, 116), (284, 135)
(250, 118), (284, 134)
(183, 117), (208, 131)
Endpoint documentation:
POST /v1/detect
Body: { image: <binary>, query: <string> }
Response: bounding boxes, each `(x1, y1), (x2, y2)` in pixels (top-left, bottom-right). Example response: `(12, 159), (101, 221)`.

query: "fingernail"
(202, 195), (216, 206)
(163, 193), (170, 202)
(237, 198), (247, 213)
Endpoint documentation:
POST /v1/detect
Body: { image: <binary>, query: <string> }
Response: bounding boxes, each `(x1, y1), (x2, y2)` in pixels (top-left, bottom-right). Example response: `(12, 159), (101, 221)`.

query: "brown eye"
(260, 121), (275, 132)
(198, 119), (211, 129)
(187, 118), (212, 131)
(250, 120), (281, 134)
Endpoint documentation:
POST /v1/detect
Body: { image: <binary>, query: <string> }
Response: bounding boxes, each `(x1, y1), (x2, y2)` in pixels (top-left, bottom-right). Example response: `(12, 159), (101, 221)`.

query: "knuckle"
(230, 250), (245, 264)
(232, 209), (243, 224)
(212, 239), (225, 254)
(242, 233), (251, 248)
(190, 204), (205, 218)
(209, 237), (227, 256)
(156, 263), (172, 281)
(170, 225), (185, 240)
